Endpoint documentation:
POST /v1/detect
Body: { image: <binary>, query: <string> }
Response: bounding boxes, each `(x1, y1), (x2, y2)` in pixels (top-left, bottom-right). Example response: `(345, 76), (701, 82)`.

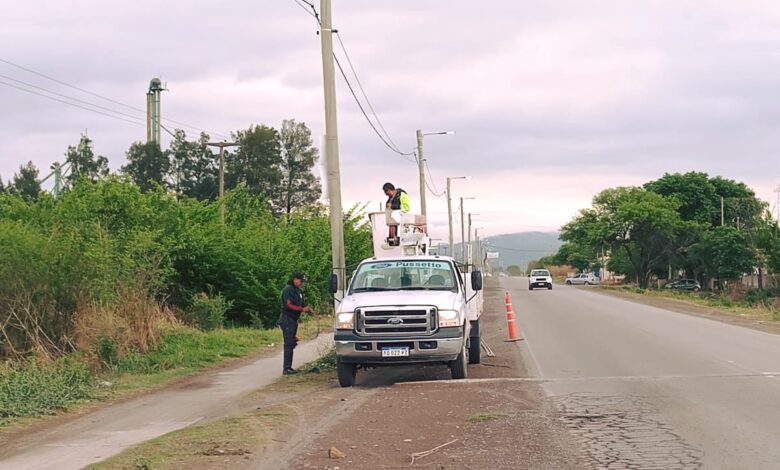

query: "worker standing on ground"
(279, 272), (312, 375)
(383, 182), (411, 245)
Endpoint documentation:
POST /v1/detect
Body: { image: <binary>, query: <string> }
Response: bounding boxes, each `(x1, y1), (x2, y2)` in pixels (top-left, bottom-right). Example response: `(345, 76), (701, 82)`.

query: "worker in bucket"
(278, 272), (312, 375)
(383, 182), (411, 245)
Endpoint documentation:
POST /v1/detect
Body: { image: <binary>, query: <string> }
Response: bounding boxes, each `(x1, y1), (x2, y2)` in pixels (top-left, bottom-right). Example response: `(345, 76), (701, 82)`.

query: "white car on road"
(565, 273), (600, 285)
(529, 269), (553, 290)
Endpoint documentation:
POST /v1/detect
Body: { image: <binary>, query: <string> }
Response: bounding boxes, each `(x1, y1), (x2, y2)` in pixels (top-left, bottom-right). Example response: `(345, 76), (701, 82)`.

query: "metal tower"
(146, 78), (164, 144)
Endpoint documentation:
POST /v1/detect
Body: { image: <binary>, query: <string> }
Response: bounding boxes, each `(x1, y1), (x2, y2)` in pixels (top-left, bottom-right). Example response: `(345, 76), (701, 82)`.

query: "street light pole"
(447, 175), (468, 258)
(416, 129), (426, 218)
(416, 130), (454, 219)
(468, 213), (479, 269)
(460, 196), (475, 267)
(206, 141), (240, 224)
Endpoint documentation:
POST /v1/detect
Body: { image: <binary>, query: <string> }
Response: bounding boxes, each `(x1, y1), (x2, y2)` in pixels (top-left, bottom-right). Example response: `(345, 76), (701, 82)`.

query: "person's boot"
(283, 367), (298, 375)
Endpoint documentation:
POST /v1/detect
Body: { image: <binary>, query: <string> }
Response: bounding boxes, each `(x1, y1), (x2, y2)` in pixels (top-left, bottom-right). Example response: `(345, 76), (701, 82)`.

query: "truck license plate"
(381, 347), (409, 357)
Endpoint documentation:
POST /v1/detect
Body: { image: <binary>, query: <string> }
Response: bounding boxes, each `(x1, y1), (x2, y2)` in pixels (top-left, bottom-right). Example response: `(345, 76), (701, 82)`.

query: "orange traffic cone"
(504, 292), (521, 341)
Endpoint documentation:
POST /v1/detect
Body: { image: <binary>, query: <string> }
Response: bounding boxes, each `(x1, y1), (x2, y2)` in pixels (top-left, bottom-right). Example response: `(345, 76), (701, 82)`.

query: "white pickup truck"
(329, 212), (483, 387)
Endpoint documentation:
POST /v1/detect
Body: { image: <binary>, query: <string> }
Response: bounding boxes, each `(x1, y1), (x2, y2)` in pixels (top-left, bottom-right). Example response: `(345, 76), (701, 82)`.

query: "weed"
(467, 412), (506, 424)
(0, 357), (93, 425)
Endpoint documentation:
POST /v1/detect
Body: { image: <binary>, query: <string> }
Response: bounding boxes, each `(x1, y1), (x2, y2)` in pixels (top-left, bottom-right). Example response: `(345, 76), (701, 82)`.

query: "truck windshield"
(350, 260), (458, 293)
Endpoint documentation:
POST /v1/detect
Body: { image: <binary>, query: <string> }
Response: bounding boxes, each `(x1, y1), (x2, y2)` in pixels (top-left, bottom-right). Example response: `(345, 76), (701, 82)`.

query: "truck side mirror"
(329, 273), (339, 294)
(471, 271), (483, 291)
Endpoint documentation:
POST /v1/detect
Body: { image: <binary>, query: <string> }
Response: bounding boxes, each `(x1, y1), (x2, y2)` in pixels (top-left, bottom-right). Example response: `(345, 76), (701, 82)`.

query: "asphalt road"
(506, 277), (780, 469)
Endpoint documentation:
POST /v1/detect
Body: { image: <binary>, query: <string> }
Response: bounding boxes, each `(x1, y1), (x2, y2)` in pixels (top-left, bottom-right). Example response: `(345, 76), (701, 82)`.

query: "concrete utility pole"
(320, 0), (347, 298)
(416, 129), (426, 218)
(460, 196), (474, 267)
(146, 78), (164, 144)
(467, 213), (479, 268)
(774, 185), (780, 224)
(446, 176), (468, 258)
(206, 141), (239, 224)
(721, 196), (724, 227)
(416, 130), (454, 219)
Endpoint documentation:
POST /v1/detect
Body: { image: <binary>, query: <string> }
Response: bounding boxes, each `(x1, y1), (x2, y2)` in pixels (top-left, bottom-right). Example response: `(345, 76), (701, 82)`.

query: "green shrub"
(0, 358), (93, 424)
(189, 294), (231, 331)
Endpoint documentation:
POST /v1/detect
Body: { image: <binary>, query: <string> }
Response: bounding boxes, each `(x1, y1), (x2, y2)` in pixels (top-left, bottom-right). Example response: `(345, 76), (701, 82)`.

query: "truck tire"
(337, 359), (357, 387)
(449, 343), (467, 379)
(468, 320), (481, 364)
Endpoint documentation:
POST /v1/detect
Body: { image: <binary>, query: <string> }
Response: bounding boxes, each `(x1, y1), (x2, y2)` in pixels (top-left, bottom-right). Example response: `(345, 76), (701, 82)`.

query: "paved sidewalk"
(0, 334), (333, 470)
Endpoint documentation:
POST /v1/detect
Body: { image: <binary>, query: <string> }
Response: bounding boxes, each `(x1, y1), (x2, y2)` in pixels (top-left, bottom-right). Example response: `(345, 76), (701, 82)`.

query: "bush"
(0, 358), (93, 424)
(189, 294), (231, 331)
(0, 179), (373, 360)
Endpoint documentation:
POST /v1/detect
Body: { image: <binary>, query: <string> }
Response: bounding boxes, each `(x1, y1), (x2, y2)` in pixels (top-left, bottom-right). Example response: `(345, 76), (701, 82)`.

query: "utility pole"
(721, 196), (724, 227)
(467, 213), (479, 269)
(416, 129), (426, 218)
(446, 176), (468, 258)
(460, 196), (474, 268)
(774, 185), (780, 224)
(320, 0), (347, 299)
(417, 130), (454, 220)
(206, 141), (239, 224)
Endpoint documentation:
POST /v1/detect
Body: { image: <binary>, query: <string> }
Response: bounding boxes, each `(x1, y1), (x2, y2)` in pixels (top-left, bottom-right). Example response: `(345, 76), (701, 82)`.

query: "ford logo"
(387, 318), (404, 325)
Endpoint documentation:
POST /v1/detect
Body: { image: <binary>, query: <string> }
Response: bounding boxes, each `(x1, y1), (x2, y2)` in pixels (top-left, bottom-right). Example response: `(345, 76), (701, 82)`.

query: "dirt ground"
(263, 280), (583, 470)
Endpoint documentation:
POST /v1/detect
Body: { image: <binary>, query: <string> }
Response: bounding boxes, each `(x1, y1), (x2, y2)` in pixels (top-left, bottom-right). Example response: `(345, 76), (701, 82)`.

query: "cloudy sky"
(3, 0), (780, 239)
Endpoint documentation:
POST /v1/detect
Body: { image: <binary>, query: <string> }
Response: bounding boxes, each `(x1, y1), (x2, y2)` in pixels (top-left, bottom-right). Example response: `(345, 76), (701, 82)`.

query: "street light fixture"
(416, 129), (456, 218)
(446, 176), (469, 256)
(460, 196), (475, 267)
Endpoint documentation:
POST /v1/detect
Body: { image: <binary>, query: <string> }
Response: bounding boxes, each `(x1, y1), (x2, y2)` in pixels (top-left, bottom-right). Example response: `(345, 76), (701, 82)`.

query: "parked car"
(665, 279), (701, 292)
(565, 273), (600, 285)
(529, 269), (552, 290)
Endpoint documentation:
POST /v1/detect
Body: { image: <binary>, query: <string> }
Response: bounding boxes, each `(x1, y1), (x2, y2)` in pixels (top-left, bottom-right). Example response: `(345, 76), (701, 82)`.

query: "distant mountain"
(482, 231), (562, 271)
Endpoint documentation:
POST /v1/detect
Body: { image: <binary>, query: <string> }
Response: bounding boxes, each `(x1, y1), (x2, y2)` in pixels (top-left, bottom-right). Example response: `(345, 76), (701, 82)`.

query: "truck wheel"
(468, 320), (481, 364)
(566, 280), (572, 285)
(528, 285), (533, 291)
(547, 285), (552, 290)
(337, 359), (356, 387)
(449, 343), (467, 379)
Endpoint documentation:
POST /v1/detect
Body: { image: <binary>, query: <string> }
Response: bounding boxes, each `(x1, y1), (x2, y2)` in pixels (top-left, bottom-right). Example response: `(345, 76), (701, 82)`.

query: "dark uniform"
(386, 187), (408, 210)
(279, 274), (307, 373)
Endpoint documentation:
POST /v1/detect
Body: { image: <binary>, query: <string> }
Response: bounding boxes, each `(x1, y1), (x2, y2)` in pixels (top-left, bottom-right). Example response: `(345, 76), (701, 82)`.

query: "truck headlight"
(336, 312), (354, 330)
(438, 310), (461, 328)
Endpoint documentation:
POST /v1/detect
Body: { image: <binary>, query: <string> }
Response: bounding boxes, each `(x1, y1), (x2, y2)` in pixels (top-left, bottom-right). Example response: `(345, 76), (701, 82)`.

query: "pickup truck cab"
(330, 212), (483, 387)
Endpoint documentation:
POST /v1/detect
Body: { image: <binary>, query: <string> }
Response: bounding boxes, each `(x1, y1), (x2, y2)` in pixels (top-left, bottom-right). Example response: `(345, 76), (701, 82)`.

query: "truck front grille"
(356, 306), (437, 336)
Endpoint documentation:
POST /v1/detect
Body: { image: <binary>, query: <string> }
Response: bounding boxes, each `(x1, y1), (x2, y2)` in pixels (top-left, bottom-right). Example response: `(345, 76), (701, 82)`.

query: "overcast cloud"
(3, 0), (780, 239)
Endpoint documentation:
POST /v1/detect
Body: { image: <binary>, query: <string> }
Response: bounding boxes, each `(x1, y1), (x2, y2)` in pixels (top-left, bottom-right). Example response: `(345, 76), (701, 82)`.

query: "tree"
(225, 125), (282, 202)
(168, 130), (217, 200)
(275, 119), (322, 217)
(645, 172), (764, 229)
(12, 161), (41, 201)
(0, 176), (5, 194)
(64, 134), (109, 186)
(122, 142), (170, 192)
(690, 226), (755, 286)
(561, 187), (690, 288)
(507, 265), (523, 276)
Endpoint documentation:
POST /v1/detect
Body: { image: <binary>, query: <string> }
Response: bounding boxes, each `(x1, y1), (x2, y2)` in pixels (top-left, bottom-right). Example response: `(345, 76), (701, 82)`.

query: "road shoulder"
(590, 286), (780, 335)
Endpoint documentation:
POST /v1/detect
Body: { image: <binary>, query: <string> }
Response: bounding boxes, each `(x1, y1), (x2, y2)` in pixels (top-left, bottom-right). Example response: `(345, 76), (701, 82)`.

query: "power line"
(0, 78), (146, 127)
(0, 73), (149, 123)
(0, 58), (230, 139)
(334, 31), (412, 157)
(290, 1), (416, 162)
(423, 159), (445, 197)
